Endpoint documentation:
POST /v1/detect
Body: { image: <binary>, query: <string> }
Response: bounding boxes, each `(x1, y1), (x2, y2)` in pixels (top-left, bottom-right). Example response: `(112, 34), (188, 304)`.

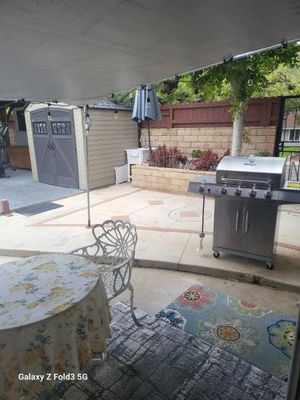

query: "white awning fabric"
(0, 0), (299, 104)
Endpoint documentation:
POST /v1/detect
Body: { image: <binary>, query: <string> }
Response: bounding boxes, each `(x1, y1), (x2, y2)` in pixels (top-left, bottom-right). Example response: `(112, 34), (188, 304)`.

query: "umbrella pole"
(137, 122), (142, 148)
(147, 119), (152, 153)
(85, 134), (91, 228)
(83, 105), (91, 228)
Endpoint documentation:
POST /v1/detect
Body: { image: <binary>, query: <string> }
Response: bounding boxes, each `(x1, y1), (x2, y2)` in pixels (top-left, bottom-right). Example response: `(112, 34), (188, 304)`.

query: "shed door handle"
(244, 210), (250, 233)
(235, 210), (240, 233)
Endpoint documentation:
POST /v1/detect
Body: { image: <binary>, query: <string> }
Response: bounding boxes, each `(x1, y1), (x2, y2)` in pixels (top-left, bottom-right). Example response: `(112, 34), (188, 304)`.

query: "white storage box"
(126, 149), (140, 164)
(126, 148), (152, 181)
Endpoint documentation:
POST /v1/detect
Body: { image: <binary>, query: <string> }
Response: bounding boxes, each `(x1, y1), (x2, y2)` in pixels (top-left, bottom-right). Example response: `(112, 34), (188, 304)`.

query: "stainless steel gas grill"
(188, 156), (300, 269)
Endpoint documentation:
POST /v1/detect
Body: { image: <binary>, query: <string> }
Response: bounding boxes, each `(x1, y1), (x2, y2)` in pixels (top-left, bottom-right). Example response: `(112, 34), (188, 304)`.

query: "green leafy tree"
(157, 44), (300, 155)
(112, 44), (300, 155)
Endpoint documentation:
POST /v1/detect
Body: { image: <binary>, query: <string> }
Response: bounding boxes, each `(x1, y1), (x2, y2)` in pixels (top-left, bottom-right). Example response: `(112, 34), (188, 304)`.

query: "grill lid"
(216, 156), (286, 189)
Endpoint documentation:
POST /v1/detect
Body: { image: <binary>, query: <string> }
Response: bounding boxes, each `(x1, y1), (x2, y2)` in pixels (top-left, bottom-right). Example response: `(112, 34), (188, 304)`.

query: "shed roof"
(90, 99), (132, 111)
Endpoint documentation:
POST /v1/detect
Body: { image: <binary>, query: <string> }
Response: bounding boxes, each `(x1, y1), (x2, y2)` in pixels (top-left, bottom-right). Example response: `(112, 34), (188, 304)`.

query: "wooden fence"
(142, 97), (281, 129)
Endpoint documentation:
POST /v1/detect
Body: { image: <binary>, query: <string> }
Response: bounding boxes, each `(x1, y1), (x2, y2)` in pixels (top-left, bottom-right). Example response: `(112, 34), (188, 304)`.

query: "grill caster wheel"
(266, 262), (274, 270)
(213, 251), (220, 258)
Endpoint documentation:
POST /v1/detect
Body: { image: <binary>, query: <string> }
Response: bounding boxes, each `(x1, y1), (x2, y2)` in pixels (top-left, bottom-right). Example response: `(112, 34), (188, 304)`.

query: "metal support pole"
(137, 123), (142, 148)
(147, 119), (152, 153)
(274, 96), (285, 157)
(199, 194), (206, 250)
(83, 105), (91, 228)
(0, 121), (7, 178)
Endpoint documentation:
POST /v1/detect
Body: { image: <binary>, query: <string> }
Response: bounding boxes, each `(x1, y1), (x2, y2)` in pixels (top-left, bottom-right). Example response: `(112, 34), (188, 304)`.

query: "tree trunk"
(231, 105), (245, 156)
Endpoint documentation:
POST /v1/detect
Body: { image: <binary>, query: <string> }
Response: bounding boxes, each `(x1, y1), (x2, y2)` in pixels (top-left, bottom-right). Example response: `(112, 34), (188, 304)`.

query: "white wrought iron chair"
(71, 219), (141, 327)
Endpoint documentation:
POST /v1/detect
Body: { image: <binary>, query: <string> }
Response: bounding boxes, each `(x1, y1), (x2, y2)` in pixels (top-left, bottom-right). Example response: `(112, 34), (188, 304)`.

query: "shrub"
(192, 149), (203, 158)
(188, 150), (219, 171)
(255, 151), (272, 157)
(222, 148), (230, 158)
(188, 148), (230, 171)
(150, 145), (187, 168)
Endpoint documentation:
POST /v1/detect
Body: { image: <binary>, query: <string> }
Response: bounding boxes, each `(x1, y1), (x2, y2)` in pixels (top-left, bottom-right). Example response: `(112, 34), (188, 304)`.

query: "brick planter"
(131, 165), (215, 194)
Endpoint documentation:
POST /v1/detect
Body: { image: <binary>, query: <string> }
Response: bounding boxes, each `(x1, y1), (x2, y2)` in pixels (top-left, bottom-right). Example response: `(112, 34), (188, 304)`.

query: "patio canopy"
(0, 0), (299, 104)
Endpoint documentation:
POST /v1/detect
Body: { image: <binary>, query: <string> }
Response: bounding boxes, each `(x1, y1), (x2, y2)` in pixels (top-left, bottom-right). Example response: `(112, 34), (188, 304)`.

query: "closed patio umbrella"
(132, 84), (161, 152)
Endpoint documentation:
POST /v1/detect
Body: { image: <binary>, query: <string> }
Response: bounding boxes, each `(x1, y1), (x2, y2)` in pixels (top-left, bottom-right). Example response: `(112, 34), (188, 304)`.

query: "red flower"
(178, 287), (213, 309)
(240, 300), (256, 309)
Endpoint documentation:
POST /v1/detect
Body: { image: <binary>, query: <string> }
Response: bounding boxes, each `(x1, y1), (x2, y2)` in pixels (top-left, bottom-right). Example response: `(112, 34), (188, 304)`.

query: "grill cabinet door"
(213, 197), (244, 251)
(242, 200), (278, 257)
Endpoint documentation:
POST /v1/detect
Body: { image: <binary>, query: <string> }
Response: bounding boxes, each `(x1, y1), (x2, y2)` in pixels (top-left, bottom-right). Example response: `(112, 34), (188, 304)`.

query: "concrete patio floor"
(0, 168), (82, 210)
(0, 182), (299, 399)
(0, 182), (299, 295)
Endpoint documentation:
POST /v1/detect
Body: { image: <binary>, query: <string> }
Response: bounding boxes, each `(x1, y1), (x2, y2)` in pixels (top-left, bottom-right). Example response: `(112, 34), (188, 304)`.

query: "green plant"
(255, 150), (272, 157)
(192, 149), (203, 158)
(243, 128), (252, 144)
(154, 44), (300, 155)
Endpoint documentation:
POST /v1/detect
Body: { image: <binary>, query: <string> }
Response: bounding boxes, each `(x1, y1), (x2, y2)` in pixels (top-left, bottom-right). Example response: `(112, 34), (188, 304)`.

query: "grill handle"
(221, 176), (272, 186)
(244, 210), (250, 233)
(235, 210), (240, 233)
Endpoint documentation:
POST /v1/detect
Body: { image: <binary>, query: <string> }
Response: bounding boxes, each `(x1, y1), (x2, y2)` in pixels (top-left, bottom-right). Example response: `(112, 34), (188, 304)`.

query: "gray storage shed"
(25, 100), (137, 190)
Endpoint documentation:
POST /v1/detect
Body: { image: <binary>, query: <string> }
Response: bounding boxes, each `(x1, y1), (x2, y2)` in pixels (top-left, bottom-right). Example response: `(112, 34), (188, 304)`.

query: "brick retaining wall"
(131, 165), (215, 194)
(141, 126), (276, 157)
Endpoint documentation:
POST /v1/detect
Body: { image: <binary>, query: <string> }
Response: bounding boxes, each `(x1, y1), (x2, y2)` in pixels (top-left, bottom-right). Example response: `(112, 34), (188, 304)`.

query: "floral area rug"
(155, 285), (296, 381)
(37, 302), (287, 400)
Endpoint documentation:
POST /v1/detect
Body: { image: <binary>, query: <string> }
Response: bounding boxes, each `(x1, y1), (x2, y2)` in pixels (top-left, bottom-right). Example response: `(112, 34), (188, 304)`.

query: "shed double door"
(31, 108), (79, 188)
(213, 197), (278, 258)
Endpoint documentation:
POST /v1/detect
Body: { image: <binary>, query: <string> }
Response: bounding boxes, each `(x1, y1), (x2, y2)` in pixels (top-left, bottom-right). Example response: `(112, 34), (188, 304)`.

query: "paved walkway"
(0, 168), (82, 210)
(0, 182), (299, 292)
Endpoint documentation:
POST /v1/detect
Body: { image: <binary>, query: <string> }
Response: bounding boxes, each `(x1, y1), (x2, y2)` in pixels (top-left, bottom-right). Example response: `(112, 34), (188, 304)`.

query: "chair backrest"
(101, 253), (135, 300)
(92, 220), (137, 263)
(70, 242), (102, 262)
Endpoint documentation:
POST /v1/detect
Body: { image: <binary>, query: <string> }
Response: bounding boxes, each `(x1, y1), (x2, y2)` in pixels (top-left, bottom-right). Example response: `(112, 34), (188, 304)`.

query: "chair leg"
(128, 282), (142, 327)
(102, 351), (108, 361)
(91, 350), (107, 362)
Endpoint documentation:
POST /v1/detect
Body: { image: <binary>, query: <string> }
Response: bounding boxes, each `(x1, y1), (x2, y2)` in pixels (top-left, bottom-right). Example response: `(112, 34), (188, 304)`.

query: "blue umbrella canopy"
(132, 84), (161, 152)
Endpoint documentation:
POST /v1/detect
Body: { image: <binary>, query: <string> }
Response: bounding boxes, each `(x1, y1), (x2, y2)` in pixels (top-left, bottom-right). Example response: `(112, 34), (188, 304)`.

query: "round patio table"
(0, 253), (111, 399)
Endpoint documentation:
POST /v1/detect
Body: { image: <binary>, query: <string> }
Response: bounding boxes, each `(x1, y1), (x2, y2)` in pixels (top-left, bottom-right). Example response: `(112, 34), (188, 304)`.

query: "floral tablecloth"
(0, 253), (111, 399)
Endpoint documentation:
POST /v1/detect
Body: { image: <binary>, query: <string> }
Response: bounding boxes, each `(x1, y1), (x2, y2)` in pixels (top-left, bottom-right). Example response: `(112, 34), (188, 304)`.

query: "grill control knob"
(264, 190), (272, 200)
(220, 186), (227, 195)
(199, 185), (204, 193)
(249, 189), (256, 198)
(235, 188), (241, 196)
